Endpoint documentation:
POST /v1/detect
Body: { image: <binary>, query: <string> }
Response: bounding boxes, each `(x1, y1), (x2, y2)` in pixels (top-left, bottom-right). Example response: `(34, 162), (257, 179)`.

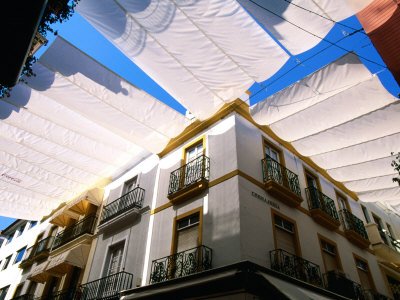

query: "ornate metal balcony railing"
(379, 230), (400, 253)
(261, 156), (301, 197)
(269, 249), (323, 287)
(10, 295), (35, 300)
(168, 155), (210, 196)
(34, 236), (54, 256)
(100, 187), (145, 224)
(52, 215), (97, 250)
(305, 187), (339, 221)
(339, 209), (369, 241)
(80, 271), (133, 300)
(150, 245), (212, 284)
(324, 270), (364, 299)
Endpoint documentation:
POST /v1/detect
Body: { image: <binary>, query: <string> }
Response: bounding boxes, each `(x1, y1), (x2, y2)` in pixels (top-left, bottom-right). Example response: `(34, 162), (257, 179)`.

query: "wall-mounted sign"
(251, 191), (280, 210)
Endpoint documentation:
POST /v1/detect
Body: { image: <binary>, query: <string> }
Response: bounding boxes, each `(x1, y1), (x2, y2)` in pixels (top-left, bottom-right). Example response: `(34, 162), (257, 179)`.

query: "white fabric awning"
(28, 261), (50, 283)
(251, 53), (400, 208)
(46, 244), (91, 276)
(0, 37), (187, 220)
(237, 0), (373, 54)
(77, 0), (290, 120)
(49, 188), (104, 226)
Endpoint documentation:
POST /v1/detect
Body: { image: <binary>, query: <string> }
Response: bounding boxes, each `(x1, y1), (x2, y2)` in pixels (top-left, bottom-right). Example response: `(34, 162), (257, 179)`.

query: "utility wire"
(248, 0), (387, 69)
(280, 0), (368, 36)
(245, 0), (388, 104)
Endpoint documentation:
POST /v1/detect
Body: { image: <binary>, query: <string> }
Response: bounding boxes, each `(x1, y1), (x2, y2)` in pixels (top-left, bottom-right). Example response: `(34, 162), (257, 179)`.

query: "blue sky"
(1, 9), (399, 229)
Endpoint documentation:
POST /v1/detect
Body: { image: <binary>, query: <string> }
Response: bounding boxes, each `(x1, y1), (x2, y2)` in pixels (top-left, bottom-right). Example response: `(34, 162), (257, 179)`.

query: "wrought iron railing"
(34, 236), (54, 256)
(52, 215), (97, 249)
(269, 249), (323, 287)
(150, 245), (212, 284)
(100, 187), (145, 224)
(378, 229), (400, 253)
(168, 155), (210, 196)
(10, 295), (35, 300)
(80, 271), (133, 300)
(305, 186), (339, 222)
(261, 156), (301, 197)
(324, 270), (364, 299)
(339, 209), (369, 241)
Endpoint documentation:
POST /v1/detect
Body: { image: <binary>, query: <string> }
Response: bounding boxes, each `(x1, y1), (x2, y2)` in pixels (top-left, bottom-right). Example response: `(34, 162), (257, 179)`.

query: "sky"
(1, 6), (399, 229)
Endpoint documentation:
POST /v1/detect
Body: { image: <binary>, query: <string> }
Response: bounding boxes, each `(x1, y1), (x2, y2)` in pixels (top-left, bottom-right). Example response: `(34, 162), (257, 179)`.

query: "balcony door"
(320, 238), (342, 273)
(184, 143), (203, 186)
(355, 257), (375, 292)
(171, 211), (201, 279)
(101, 242), (125, 298)
(305, 171), (320, 207)
(265, 143), (280, 163)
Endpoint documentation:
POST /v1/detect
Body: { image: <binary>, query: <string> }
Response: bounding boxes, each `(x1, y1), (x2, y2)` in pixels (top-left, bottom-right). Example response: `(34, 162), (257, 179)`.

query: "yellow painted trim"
(158, 99), (358, 201)
(209, 170), (240, 188)
(353, 252), (377, 291)
(182, 135), (206, 163)
(317, 233), (344, 272)
(271, 208), (302, 257)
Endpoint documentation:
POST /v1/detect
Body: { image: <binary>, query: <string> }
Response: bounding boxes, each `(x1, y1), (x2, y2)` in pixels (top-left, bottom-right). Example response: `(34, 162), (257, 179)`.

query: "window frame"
(335, 190), (351, 212)
(14, 246), (27, 264)
(353, 253), (376, 291)
(171, 207), (203, 255)
(102, 240), (126, 277)
(263, 138), (285, 165)
(182, 136), (205, 166)
(2, 255), (11, 270)
(271, 209), (302, 257)
(318, 234), (343, 273)
(122, 176), (138, 196)
(361, 205), (371, 223)
(303, 168), (321, 191)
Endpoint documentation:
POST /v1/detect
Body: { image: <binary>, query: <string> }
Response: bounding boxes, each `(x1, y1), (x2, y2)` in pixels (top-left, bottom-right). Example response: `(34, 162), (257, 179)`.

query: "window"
(305, 170), (319, 189)
(273, 212), (299, 256)
(104, 242), (124, 277)
(361, 205), (371, 223)
(336, 192), (350, 211)
(319, 236), (342, 272)
(175, 212), (200, 253)
(0, 285), (9, 300)
(354, 255), (375, 291)
(122, 177), (137, 195)
(14, 247), (26, 264)
(185, 142), (203, 164)
(29, 221), (38, 229)
(372, 214), (388, 245)
(2, 256), (11, 270)
(264, 141), (281, 163)
(16, 224), (25, 237)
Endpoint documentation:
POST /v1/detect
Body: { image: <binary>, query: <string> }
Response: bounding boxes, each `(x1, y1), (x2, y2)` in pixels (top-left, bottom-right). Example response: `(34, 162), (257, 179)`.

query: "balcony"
(52, 215), (97, 250)
(20, 236), (54, 268)
(80, 271), (133, 300)
(365, 223), (400, 265)
(100, 187), (145, 225)
(324, 270), (364, 299)
(167, 155), (210, 204)
(150, 245), (212, 284)
(269, 249), (323, 287)
(305, 187), (340, 230)
(339, 209), (370, 249)
(261, 156), (302, 207)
